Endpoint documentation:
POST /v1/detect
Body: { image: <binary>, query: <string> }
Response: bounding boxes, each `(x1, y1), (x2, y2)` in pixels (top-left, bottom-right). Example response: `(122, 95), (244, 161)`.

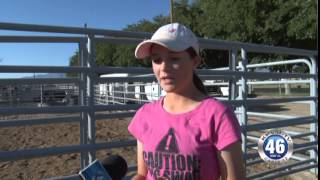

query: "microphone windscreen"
(100, 155), (128, 180)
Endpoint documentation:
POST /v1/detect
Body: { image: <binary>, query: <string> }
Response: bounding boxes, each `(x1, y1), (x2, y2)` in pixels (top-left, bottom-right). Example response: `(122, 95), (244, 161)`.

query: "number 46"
(265, 139), (285, 154)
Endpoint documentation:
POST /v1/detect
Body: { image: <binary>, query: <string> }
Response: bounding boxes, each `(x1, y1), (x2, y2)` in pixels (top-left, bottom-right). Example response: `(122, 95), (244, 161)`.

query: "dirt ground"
(0, 102), (318, 180)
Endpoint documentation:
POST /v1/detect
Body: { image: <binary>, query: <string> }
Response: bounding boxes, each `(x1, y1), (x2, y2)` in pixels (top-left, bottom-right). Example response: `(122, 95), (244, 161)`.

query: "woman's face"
(150, 44), (199, 93)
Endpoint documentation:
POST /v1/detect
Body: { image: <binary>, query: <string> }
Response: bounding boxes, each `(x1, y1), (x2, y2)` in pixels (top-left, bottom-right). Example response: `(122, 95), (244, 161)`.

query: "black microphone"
(79, 155), (128, 180)
(100, 155), (128, 180)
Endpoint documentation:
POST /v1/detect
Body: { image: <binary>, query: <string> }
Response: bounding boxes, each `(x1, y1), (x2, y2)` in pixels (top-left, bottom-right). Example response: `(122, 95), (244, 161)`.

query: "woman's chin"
(161, 85), (177, 93)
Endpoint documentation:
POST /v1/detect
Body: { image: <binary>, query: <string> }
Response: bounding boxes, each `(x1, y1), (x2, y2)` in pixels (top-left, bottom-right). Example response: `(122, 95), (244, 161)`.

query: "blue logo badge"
(258, 129), (293, 163)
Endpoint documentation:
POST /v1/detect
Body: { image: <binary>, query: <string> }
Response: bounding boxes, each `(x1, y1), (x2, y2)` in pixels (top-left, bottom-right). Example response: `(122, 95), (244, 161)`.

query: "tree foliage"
(67, 0), (317, 77)
(67, 51), (79, 77)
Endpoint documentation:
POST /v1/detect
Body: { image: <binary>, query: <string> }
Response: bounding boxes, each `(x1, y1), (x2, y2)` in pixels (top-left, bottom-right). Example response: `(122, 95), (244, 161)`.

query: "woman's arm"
(217, 141), (245, 180)
(132, 140), (148, 180)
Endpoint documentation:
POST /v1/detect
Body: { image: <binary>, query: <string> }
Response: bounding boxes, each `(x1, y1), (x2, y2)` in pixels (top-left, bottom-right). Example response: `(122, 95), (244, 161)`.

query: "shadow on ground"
(248, 104), (290, 112)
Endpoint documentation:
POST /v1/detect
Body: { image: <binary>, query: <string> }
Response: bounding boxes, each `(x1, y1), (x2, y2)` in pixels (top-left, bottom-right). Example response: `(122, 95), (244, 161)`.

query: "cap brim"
(135, 39), (189, 59)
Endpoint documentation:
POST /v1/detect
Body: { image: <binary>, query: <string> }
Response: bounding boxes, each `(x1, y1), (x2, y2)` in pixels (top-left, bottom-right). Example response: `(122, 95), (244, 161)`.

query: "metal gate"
(0, 22), (318, 179)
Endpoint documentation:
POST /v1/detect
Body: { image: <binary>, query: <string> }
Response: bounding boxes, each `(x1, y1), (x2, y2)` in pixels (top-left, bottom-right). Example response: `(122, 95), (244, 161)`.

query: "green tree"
(95, 43), (116, 66)
(196, 0), (316, 73)
(67, 51), (79, 77)
(67, 0), (317, 73)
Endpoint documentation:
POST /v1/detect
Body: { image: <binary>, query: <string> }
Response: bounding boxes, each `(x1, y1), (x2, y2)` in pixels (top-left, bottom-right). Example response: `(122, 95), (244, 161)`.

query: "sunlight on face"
(150, 44), (198, 93)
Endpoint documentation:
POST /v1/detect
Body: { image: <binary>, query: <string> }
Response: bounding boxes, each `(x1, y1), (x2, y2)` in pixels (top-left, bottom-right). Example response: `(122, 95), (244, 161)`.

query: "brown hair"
(185, 47), (208, 95)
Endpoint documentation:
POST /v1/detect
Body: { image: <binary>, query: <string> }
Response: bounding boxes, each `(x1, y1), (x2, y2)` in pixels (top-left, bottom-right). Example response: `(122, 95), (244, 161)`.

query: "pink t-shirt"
(128, 97), (242, 180)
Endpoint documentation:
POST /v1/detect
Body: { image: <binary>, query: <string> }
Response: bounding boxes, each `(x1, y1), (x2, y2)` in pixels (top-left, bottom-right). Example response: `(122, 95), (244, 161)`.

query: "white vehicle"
(99, 73), (130, 97)
(203, 80), (225, 96)
(220, 86), (229, 96)
(98, 73), (166, 103)
(99, 73), (135, 104)
(133, 74), (166, 101)
(144, 82), (166, 101)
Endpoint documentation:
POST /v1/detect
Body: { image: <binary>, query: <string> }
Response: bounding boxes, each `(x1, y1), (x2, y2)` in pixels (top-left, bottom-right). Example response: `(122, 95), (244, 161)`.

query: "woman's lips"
(161, 76), (173, 79)
(161, 76), (174, 80)
(161, 76), (174, 83)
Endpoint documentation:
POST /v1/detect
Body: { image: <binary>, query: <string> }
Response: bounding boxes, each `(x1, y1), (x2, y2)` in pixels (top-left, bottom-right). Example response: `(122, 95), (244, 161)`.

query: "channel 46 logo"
(258, 129), (293, 163)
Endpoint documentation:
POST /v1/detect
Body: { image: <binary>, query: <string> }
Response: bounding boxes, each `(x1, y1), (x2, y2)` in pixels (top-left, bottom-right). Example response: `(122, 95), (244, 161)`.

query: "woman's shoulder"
(138, 98), (162, 112)
(203, 97), (229, 111)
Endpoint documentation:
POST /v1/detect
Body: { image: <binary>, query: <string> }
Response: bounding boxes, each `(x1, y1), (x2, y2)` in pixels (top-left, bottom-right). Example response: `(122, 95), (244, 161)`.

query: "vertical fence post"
(123, 83), (126, 104)
(87, 34), (97, 163)
(106, 84), (109, 105)
(239, 48), (248, 173)
(229, 48), (237, 103)
(40, 84), (43, 107)
(158, 83), (161, 100)
(112, 83), (115, 104)
(309, 56), (318, 175)
(79, 41), (88, 168)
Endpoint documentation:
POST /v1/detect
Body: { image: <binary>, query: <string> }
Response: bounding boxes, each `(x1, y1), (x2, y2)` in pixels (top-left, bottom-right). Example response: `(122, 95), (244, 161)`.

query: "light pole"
(170, 0), (174, 23)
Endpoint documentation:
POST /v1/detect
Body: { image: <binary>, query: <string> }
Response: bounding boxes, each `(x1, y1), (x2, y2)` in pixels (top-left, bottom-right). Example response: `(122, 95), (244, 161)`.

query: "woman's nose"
(160, 59), (171, 71)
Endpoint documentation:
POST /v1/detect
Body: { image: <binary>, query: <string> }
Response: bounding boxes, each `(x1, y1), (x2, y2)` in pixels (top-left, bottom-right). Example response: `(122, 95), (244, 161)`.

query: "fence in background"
(0, 22), (318, 180)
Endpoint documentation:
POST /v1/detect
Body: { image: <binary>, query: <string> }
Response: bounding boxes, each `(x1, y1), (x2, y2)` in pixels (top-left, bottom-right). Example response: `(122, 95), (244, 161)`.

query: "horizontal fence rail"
(0, 22), (317, 56)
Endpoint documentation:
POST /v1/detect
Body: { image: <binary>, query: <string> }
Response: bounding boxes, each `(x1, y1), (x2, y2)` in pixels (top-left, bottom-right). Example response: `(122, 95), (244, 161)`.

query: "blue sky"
(0, 0), (171, 78)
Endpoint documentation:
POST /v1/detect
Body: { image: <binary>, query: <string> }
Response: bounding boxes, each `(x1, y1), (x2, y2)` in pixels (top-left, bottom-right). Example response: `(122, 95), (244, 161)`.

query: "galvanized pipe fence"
(0, 22), (318, 179)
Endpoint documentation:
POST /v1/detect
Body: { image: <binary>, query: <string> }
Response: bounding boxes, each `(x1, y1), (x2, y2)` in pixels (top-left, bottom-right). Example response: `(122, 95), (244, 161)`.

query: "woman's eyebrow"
(168, 51), (182, 55)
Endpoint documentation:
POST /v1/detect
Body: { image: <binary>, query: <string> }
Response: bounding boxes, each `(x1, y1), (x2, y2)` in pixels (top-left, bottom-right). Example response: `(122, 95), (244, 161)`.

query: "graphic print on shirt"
(143, 128), (201, 180)
(156, 128), (179, 153)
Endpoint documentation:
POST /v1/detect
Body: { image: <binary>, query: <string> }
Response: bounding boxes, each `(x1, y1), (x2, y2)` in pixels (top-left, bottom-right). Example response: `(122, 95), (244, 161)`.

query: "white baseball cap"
(135, 23), (199, 59)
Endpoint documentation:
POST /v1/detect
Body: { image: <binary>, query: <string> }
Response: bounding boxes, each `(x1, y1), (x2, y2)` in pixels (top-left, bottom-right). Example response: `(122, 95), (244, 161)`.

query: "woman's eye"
(170, 57), (181, 61)
(151, 56), (161, 64)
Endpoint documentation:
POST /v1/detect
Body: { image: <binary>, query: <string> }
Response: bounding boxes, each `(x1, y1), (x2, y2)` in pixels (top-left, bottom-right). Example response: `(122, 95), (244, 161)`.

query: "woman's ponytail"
(193, 73), (208, 95)
(186, 47), (208, 96)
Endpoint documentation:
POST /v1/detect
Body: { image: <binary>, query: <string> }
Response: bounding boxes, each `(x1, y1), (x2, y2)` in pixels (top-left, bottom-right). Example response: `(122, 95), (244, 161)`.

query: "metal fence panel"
(0, 22), (318, 179)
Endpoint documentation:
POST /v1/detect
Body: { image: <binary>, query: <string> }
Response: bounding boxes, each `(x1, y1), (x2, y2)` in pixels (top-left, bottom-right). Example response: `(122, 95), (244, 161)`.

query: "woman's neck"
(163, 87), (207, 114)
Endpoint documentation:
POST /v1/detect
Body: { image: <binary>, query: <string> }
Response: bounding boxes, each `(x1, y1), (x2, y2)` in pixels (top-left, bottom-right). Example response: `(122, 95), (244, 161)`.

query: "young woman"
(128, 23), (244, 180)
